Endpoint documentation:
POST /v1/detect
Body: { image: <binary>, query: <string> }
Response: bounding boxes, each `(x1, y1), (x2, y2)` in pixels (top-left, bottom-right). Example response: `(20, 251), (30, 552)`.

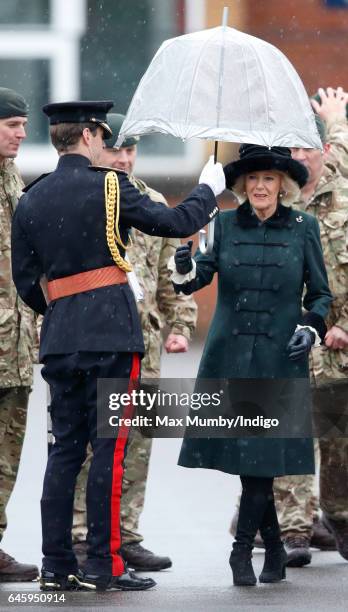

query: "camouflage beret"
(0, 87), (28, 119)
(104, 113), (140, 148)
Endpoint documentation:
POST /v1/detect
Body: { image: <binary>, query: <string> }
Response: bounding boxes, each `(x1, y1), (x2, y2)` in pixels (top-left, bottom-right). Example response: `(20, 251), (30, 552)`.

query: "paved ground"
(1, 347), (348, 611)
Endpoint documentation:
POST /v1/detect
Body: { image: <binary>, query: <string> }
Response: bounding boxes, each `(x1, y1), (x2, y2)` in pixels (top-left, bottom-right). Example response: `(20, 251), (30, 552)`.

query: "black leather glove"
(287, 328), (315, 361)
(174, 240), (193, 275)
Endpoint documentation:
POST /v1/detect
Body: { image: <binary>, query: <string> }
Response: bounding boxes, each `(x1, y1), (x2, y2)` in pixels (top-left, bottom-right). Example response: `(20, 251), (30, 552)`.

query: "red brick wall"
(242, 0), (348, 92)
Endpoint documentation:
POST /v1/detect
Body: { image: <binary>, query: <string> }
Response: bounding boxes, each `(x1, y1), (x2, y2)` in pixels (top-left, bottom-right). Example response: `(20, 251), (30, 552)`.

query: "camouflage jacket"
(128, 176), (197, 378)
(326, 118), (348, 180)
(0, 159), (37, 387)
(295, 164), (348, 383)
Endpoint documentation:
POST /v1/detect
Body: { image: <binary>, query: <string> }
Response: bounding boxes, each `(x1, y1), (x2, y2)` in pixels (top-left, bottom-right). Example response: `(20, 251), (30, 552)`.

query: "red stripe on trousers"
(110, 353), (140, 576)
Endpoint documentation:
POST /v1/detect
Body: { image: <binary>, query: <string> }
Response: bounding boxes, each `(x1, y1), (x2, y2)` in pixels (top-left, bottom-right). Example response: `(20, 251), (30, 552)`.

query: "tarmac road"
(1, 347), (347, 611)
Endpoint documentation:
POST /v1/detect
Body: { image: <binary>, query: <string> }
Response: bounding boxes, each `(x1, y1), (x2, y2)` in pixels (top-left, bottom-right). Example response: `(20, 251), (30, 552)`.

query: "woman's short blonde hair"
(232, 171), (301, 206)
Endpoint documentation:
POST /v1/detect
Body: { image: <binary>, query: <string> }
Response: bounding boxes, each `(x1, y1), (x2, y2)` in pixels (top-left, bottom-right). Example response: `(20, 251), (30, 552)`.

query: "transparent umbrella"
(117, 8), (321, 252)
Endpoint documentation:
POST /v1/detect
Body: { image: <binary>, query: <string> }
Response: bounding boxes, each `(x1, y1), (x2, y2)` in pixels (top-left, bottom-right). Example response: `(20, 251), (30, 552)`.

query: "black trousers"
(41, 351), (139, 575)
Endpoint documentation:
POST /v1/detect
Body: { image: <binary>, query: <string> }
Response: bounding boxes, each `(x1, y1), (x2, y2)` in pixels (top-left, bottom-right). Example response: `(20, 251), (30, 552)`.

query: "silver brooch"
(296, 215), (303, 223)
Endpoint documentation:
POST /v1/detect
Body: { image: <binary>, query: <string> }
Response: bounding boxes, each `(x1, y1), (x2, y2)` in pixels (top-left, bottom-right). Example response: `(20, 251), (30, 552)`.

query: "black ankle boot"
(259, 544), (287, 583)
(229, 546), (256, 586)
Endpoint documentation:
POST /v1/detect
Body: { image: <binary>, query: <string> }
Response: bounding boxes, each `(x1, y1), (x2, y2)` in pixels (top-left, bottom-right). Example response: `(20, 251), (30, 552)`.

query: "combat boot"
(0, 549), (38, 582)
(283, 536), (312, 567)
(71, 567), (156, 591)
(310, 517), (336, 551)
(120, 543), (172, 571)
(322, 513), (348, 560)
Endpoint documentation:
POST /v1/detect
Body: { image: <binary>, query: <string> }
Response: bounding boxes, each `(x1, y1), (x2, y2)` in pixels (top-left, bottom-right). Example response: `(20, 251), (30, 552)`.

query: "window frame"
(4, 0), (206, 177)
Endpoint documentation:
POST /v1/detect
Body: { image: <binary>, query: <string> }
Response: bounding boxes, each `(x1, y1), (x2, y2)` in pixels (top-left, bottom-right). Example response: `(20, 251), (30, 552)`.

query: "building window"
(0, 0), (205, 178)
(0, 59), (49, 144)
(0, 0), (50, 26)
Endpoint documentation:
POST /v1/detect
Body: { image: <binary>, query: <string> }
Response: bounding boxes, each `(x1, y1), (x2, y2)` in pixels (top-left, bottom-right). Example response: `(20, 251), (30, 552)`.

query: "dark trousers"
(235, 476), (281, 549)
(41, 351), (139, 575)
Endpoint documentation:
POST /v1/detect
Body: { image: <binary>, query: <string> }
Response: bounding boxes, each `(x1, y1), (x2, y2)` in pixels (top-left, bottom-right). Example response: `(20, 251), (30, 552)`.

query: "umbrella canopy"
(116, 26), (321, 149)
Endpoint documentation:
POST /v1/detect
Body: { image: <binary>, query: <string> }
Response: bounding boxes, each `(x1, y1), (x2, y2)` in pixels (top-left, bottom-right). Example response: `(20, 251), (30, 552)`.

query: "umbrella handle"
(199, 219), (215, 254)
(199, 140), (218, 254)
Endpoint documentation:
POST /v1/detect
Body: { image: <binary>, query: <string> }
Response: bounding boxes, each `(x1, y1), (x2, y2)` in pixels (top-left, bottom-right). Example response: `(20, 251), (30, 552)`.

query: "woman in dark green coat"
(170, 145), (332, 587)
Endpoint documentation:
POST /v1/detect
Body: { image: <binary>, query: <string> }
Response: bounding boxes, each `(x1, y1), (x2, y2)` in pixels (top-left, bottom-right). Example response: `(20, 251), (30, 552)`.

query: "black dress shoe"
(71, 568), (156, 591)
(259, 545), (287, 583)
(120, 543), (172, 571)
(39, 569), (83, 591)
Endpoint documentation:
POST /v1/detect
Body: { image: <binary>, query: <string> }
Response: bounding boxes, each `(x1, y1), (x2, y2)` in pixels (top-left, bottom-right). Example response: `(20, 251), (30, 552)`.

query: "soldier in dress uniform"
(10, 100), (224, 592)
(72, 113), (198, 572)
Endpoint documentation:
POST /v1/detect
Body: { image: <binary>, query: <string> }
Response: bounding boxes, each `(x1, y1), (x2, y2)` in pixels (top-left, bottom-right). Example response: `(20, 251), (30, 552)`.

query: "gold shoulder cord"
(104, 171), (132, 272)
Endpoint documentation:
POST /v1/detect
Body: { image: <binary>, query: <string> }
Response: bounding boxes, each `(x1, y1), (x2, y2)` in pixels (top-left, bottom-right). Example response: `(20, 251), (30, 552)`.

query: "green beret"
(104, 113), (140, 148)
(0, 87), (28, 119)
(314, 114), (327, 144)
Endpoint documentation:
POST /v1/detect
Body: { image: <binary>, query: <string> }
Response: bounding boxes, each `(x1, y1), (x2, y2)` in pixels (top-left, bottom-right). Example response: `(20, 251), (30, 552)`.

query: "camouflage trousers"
(0, 386), (30, 541)
(72, 428), (152, 545)
(274, 438), (319, 538)
(274, 437), (348, 537)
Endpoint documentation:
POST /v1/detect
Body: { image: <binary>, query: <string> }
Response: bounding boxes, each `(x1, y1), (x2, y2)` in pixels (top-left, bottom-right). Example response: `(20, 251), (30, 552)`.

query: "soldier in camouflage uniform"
(312, 86), (348, 179)
(72, 114), (197, 571)
(274, 99), (348, 567)
(0, 88), (38, 581)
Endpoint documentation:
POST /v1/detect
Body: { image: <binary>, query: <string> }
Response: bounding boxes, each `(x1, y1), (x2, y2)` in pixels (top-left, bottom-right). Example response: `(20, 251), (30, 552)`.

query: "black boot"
(39, 569), (83, 591)
(259, 545), (287, 583)
(229, 544), (256, 586)
(120, 543), (172, 571)
(70, 567), (156, 591)
(259, 486), (287, 582)
(230, 477), (275, 586)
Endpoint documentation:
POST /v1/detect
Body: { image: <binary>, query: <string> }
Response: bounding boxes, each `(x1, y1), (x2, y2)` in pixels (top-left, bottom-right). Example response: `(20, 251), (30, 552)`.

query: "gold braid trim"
(104, 171), (132, 272)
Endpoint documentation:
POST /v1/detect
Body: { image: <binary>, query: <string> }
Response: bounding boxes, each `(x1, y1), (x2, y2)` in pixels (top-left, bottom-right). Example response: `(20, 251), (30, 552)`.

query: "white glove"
(199, 155), (226, 196)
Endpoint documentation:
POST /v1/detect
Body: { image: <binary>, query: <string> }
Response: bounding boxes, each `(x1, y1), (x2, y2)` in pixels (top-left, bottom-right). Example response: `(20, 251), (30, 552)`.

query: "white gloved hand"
(199, 155), (226, 196)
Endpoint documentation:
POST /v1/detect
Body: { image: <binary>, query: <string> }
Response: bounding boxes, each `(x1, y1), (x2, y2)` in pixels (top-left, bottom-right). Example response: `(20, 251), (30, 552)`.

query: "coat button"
(234, 260), (240, 266)
(267, 331), (274, 338)
(282, 242), (289, 247)
(277, 262), (284, 267)
(235, 304), (241, 312)
(232, 329), (239, 335)
(233, 240), (240, 245)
